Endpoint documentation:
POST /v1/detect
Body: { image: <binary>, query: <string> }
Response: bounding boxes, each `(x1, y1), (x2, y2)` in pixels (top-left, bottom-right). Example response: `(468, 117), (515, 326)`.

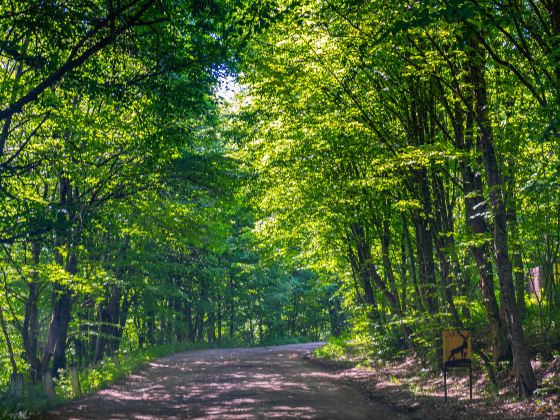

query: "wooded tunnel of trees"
(1, 0), (560, 406)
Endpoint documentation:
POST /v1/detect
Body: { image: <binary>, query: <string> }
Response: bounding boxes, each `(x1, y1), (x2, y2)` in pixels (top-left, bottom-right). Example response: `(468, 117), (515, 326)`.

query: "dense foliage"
(1, 0), (560, 410)
(232, 0), (560, 398)
(0, 0), (333, 410)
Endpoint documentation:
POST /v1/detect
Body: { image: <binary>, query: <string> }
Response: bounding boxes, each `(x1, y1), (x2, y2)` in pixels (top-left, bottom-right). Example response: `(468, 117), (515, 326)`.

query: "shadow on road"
(45, 343), (405, 419)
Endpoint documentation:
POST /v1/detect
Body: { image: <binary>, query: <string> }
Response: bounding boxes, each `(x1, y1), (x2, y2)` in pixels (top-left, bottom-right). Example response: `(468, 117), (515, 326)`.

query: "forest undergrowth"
(313, 326), (560, 418)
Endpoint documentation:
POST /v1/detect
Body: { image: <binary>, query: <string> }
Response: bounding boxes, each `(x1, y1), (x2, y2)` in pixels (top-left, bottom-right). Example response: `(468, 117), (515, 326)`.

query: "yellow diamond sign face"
(443, 330), (471, 368)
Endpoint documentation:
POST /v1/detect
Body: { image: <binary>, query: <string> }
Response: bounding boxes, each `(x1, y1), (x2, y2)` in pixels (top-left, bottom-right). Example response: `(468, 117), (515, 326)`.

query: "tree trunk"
(399, 227), (408, 312)
(217, 301), (222, 343)
(52, 253), (76, 377)
(348, 223), (377, 309)
(43, 174), (78, 377)
(105, 234), (130, 353)
(42, 283), (72, 377)
(194, 306), (204, 342)
(106, 285), (123, 352)
(453, 96), (511, 362)
(350, 220), (409, 346)
(402, 214), (421, 310)
(411, 204), (438, 314)
(512, 244), (526, 318)
(23, 241), (41, 379)
(115, 293), (131, 348)
(506, 184), (526, 318)
(431, 171), (461, 324)
(93, 305), (105, 363)
(0, 302), (17, 374)
(381, 220), (401, 313)
(146, 309), (156, 345)
(227, 278), (235, 339)
(186, 303), (195, 342)
(174, 298), (183, 343)
(468, 37), (537, 396)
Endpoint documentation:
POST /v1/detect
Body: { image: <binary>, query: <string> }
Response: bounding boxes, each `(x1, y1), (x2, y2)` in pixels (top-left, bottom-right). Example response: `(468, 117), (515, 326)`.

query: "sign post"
(442, 329), (472, 401)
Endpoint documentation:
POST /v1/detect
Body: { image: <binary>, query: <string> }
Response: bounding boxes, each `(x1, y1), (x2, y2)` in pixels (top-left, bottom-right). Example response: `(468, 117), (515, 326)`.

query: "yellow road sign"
(443, 329), (471, 368)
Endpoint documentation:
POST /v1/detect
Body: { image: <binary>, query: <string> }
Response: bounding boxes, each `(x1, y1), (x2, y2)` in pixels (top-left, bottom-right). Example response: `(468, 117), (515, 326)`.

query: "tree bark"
(402, 214), (421, 310)
(207, 309), (216, 343)
(411, 195), (438, 314)
(468, 37), (537, 396)
(381, 220), (402, 313)
(42, 175), (76, 378)
(174, 297), (184, 343)
(348, 223), (377, 309)
(431, 171), (461, 324)
(350, 220), (409, 346)
(0, 301), (17, 374)
(23, 241), (41, 379)
(506, 176), (526, 318)
(453, 102), (512, 362)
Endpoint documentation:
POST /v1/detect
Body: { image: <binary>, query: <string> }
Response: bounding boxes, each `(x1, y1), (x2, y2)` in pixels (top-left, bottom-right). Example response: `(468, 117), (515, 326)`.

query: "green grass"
(313, 335), (352, 360)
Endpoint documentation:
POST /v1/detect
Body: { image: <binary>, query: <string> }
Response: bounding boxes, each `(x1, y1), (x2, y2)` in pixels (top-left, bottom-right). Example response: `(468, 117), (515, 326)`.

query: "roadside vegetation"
(0, 1), (333, 416)
(1, 0), (560, 417)
(232, 0), (560, 405)
(312, 336), (560, 418)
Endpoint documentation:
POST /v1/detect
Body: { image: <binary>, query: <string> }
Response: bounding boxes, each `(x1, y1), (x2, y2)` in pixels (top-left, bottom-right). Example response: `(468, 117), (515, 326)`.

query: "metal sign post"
(442, 329), (472, 401)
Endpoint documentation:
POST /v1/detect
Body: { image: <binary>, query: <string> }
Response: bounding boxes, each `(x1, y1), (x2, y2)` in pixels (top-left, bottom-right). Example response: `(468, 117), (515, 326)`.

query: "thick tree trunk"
(453, 98), (511, 362)
(468, 38), (537, 396)
(52, 248), (77, 376)
(42, 281), (72, 376)
(50, 286), (72, 377)
(462, 167), (511, 361)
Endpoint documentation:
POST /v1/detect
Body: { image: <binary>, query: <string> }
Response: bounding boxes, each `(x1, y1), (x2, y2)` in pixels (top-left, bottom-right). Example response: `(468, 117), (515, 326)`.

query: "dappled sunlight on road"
(45, 343), (400, 419)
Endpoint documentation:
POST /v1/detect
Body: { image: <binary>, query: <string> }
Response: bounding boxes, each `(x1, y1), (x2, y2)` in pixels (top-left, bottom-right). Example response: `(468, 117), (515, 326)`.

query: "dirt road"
(45, 343), (408, 419)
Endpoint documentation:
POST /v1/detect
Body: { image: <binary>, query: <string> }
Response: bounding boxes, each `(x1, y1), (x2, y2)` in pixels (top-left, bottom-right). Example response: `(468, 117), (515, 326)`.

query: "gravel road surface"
(45, 342), (406, 419)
